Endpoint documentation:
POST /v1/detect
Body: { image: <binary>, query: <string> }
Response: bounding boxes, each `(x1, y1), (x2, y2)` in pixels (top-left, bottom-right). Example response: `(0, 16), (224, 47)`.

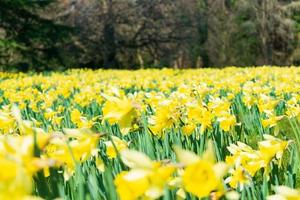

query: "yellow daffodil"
(102, 96), (137, 135)
(218, 112), (236, 132)
(104, 136), (128, 159)
(115, 149), (175, 200)
(149, 101), (180, 137)
(225, 135), (289, 189)
(45, 128), (100, 179)
(174, 141), (228, 198)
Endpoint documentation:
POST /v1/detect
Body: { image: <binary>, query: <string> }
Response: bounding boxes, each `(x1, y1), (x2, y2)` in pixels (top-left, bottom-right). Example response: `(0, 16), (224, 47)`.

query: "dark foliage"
(0, 0), (300, 70)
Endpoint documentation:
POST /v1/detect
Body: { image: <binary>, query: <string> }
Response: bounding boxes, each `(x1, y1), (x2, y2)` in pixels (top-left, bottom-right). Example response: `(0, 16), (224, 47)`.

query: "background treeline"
(1, 0), (300, 70)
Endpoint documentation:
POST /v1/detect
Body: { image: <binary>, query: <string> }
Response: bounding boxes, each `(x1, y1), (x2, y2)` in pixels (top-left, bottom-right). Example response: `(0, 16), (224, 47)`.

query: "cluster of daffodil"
(99, 68), (300, 137)
(114, 141), (229, 200)
(0, 68), (298, 134)
(111, 136), (292, 200)
(0, 67), (298, 199)
(0, 106), (102, 199)
(225, 135), (290, 189)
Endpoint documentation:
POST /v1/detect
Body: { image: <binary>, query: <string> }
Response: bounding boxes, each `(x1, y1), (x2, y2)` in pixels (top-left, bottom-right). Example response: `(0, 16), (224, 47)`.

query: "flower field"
(1, 67), (300, 200)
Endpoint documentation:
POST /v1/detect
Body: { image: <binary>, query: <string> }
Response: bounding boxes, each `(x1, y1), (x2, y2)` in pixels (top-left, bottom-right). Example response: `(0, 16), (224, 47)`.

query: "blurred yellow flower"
(102, 96), (137, 135)
(104, 136), (128, 159)
(174, 141), (227, 198)
(115, 149), (175, 200)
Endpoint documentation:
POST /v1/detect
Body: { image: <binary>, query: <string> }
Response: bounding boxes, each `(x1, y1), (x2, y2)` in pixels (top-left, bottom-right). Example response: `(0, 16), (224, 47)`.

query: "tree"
(1, 0), (299, 70)
(205, 0), (236, 66)
(63, 0), (199, 68)
(203, 0), (296, 66)
(231, 0), (296, 65)
(0, 0), (72, 70)
(285, 1), (300, 65)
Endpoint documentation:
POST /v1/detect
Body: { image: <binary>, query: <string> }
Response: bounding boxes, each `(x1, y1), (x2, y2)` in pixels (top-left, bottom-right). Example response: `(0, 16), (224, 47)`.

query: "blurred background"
(1, 0), (300, 71)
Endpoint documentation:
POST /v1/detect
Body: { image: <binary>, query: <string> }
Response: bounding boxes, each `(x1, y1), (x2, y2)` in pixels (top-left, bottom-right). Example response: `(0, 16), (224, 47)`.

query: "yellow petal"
(213, 162), (228, 179)
(202, 140), (216, 163)
(120, 149), (153, 169)
(173, 146), (200, 166)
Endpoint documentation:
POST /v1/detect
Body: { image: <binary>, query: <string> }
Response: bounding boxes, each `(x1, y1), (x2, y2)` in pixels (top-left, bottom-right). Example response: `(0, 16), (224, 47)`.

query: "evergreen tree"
(0, 0), (72, 70)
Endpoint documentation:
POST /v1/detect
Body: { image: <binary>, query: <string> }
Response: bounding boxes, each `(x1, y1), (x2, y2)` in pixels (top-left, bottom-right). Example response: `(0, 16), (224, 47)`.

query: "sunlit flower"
(102, 96), (137, 135)
(174, 141), (228, 198)
(115, 149), (175, 200)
